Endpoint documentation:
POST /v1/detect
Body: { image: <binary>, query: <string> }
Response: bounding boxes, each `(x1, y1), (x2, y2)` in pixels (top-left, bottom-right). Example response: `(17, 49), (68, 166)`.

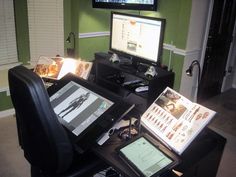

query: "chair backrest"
(8, 65), (73, 174)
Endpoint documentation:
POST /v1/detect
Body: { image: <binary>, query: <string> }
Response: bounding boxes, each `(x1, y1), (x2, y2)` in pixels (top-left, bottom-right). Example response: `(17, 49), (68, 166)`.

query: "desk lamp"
(186, 60), (201, 85)
(186, 60), (201, 102)
(66, 32), (75, 57)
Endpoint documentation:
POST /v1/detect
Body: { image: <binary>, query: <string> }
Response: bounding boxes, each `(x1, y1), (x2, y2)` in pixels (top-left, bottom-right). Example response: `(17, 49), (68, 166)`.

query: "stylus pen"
(129, 117), (132, 139)
(138, 115), (142, 135)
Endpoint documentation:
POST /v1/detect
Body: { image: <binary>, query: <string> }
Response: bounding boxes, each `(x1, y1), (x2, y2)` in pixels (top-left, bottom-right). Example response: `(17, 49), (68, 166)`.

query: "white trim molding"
(0, 62), (22, 71)
(163, 43), (201, 57)
(163, 43), (175, 51)
(79, 31), (110, 39)
(78, 31), (201, 58)
(0, 108), (15, 118)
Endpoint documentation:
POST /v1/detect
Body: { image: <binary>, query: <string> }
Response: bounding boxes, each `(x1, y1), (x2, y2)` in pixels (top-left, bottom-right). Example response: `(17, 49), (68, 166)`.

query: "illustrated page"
(141, 87), (216, 154)
(34, 56), (92, 80)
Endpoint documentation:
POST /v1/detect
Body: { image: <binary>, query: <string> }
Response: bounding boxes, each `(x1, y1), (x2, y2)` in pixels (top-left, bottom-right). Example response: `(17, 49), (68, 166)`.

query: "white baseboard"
(0, 62), (21, 70)
(0, 108), (15, 118)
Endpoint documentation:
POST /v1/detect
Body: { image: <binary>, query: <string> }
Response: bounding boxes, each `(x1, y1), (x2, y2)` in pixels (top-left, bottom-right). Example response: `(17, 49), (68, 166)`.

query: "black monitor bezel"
(116, 133), (180, 177)
(109, 11), (166, 67)
(92, 0), (158, 11)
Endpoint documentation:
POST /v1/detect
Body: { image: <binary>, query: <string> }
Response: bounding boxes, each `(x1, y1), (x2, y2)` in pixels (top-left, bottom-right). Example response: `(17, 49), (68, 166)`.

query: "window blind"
(0, 0), (18, 65)
(27, 0), (64, 64)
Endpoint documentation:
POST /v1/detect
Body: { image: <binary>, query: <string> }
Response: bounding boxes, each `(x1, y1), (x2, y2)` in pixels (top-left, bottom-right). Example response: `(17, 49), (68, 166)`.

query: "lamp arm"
(69, 32), (75, 49)
(191, 60), (201, 85)
(196, 62), (201, 85)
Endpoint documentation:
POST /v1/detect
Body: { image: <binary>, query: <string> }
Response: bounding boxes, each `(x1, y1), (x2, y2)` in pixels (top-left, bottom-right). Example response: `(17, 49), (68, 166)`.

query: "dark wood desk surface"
(46, 68), (226, 177)
(94, 136), (141, 177)
(92, 127), (226, 177)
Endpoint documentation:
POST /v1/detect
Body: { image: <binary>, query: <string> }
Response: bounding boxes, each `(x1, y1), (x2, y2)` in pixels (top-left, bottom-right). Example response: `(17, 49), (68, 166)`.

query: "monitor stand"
(119, 63), (137, 74)
(136, 62), (150, 73)
(112, 55), (136, 73)
(109, 53), (157, 75)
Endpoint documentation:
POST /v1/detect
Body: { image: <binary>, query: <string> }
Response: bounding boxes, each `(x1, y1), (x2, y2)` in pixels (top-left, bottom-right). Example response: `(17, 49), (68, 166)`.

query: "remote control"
(122, 80), (142, 86)
(135, 86), (149, 93)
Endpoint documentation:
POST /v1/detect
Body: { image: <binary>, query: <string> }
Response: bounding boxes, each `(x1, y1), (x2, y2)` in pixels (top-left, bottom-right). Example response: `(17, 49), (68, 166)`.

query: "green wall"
(141, 0), (191, 49)
(14, 0), (30, 64)
(0, 92), (13, 112)
(75, 0), (192, 90)
(143, 0), (191, 90)
(76, 1), (138, 60)
(0, 0), (192, 111)
(13, 0), (191, 90)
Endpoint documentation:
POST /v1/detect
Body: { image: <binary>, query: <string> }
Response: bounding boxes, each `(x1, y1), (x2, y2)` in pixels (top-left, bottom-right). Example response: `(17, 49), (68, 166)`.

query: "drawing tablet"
(48, 73), (134, 151)
(117, 134), (179, 177)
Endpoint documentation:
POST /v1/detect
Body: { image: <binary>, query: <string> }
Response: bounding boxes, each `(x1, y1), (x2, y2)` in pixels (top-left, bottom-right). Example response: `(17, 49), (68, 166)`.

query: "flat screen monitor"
(110, 12), (165, 66)
(92, 0), (158, 11)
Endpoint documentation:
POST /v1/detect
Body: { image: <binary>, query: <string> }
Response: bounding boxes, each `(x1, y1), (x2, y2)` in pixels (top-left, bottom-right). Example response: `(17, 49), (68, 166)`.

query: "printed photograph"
(155, 89), (187, 119)
(34, 56), (63, 79)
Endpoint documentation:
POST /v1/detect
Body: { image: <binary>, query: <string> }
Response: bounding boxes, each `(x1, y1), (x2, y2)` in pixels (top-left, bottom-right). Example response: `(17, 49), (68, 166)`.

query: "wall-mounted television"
(92, 0), (158, 11)
(110, 11), (165, 67)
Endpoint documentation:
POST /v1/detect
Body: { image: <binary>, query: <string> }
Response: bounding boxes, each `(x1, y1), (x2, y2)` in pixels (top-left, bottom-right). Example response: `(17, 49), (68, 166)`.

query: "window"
(27, 0), (64, 64)
(0, 0), (18, 65)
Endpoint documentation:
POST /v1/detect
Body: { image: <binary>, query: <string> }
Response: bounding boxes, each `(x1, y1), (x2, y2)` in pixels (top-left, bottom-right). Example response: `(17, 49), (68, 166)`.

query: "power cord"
(105, 168), (120, 177)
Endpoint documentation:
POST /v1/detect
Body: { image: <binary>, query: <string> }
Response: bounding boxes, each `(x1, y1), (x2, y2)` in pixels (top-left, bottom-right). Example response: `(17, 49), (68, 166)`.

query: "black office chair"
(8, 65), (107, 177)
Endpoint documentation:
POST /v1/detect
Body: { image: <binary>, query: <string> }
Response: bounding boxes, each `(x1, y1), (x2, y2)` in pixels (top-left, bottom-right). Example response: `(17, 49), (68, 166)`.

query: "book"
(34, 56), (93, 80)
(141, 87), (216, 155)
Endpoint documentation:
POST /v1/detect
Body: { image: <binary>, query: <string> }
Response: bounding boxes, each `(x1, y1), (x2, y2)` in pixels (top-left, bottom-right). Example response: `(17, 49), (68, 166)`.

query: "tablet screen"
(119, 135), (177, 177)
(50, 81), (114, 136)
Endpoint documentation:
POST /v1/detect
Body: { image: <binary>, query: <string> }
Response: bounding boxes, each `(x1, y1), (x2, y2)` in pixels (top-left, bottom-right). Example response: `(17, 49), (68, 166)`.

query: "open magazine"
(141, 87), (216, 155)
(34, 56), (93, 80)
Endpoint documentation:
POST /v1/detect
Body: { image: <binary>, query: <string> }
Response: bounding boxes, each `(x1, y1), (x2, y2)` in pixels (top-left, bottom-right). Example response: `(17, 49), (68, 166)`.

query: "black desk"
(92, 127), (226, 177)
(93, 52), (174, 112)
(47, 70), (226, 177)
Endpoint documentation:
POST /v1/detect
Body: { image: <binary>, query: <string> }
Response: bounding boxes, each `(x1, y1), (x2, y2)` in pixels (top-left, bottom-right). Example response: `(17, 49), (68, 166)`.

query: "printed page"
(34, 56), (93, 80)
(141, 87), (216, 155)
(57, 59), (93, 80)
(34, 56), (64, 79)
(74, 60), (93, 80)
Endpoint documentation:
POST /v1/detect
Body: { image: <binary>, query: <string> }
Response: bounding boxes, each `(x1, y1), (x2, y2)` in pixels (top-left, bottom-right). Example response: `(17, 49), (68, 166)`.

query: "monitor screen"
(119, 136), (173, 177)
(92, 0), (158, 11)
(110, 12), (165, 66)
(50, 81), (114, 136)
